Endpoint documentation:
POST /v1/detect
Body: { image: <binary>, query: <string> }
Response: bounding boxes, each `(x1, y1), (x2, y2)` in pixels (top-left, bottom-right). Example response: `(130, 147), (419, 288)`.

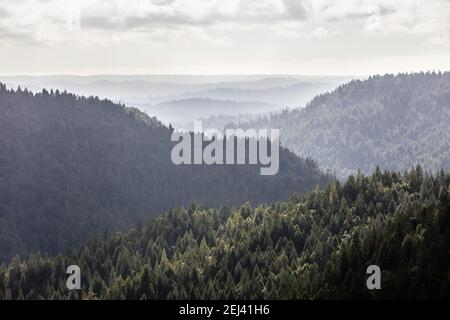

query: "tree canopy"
(1, 167), (447, 299)
(231, 72), (450, 178)
(0, 83), (332, 262)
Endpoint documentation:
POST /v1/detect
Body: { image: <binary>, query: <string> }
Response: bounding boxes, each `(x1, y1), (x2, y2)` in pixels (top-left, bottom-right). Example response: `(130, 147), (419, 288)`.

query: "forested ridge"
(0, 167), (447, 300)
(231, 72), (450, 178)
(0, 84), (332, 262)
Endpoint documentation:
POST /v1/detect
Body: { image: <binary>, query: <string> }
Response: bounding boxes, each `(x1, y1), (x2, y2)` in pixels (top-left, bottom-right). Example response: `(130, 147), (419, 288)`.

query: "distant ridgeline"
(0, 84), (332, 262)
(0, 167), (448, 299)
(230, 72), (450, 178)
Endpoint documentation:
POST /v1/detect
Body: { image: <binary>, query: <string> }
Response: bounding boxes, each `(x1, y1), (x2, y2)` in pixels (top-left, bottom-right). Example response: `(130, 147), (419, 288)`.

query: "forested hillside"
(0, 84), (332, 262)
(1, 167), (448, 299)
(231, 72), (450, 178)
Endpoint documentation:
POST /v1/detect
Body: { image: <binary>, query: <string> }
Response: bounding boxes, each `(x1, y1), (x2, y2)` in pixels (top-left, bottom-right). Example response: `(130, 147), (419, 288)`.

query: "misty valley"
(1, 3), (449, 317)
(0, 72), (448, 301)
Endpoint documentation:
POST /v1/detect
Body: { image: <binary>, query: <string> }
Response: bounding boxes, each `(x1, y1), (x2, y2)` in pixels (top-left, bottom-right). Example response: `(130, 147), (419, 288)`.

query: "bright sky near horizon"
(0, 0), (449, 76)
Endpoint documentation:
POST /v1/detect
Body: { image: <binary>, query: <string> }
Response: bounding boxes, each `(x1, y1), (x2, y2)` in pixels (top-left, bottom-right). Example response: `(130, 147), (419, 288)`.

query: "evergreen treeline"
(0, 84), (332, 262)
(230, 72), (450, 178)
(0, 167), (447, 300)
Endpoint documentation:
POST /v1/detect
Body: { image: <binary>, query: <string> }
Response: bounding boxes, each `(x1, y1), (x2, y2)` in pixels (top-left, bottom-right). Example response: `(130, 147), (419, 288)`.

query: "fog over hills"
(230, 72), (450, 178)
(145, 98), (279, 125)
(1, 0), (449, 303)
(0, 83), (332, 262)
(0, 75), (350, 127)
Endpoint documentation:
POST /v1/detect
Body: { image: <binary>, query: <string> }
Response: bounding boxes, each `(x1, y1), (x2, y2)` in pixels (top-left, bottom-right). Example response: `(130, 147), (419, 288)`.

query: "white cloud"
(1, 0), (449, 45)
(307, 26), (330, 38)
(271, 21), (304, 38)
(0, 0), (449, 74)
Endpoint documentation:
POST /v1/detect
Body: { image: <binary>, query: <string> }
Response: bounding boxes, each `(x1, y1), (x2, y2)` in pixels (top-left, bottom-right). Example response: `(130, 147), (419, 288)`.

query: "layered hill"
(146, 98), (279, 125)
(231, 72), (450, 178)
(0, 84), (332, 261)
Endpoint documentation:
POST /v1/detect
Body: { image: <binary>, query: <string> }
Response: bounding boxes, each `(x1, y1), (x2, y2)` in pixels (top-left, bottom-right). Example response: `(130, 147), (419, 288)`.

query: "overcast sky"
(0, 0), (449, 75)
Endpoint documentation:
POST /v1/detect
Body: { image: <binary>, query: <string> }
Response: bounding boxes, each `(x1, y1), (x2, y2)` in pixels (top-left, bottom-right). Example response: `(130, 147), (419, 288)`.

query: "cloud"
(123, 13), (199, 29)
(272, 21), (304, 38)
(0, 0), (449, 47)
(151, 0), (176, 5)
(307, 26), (330, 38)
(283, 0), (311, 20)
(0, 7), (9, 18)
(359, 0), (450, 44)
(315, 0), (394, 21)
(0, 25), (40, 45)
(81, 16), (120, 30)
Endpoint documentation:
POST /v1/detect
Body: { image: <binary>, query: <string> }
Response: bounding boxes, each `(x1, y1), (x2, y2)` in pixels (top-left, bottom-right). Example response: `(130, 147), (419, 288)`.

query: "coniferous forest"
(0, 83), (331, 262)
(232, 72), (450, 178)
(1, 0), (450, 310)
(0, 73), (449, 301)
(0, 168), (448, 299)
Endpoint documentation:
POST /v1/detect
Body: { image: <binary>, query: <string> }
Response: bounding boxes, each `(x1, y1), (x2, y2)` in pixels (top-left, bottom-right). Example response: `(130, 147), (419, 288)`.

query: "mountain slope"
(1, 167), (447, 299)
(0, 84), (332, 261)
(231, 72), (450, 178)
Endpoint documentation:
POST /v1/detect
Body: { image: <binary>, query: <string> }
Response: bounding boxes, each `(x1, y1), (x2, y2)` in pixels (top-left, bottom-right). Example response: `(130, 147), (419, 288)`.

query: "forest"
(0, 73), (448, 300)
(231, 72), (450, 178)
(0, 83), (332, 262)
(0, 0), (448, 304)
(0, 167), (448, 299)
